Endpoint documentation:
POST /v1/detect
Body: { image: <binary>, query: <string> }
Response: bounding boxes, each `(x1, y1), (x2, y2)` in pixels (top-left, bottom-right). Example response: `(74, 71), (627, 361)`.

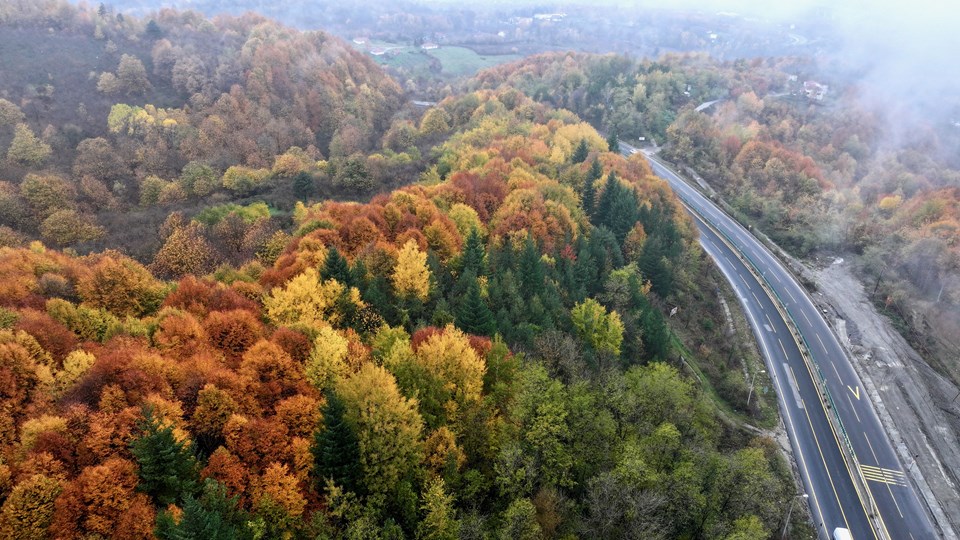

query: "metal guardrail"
(651, 155), (890, 540)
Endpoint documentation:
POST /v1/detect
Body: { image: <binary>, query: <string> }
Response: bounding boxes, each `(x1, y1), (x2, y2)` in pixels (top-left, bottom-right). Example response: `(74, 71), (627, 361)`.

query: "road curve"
(633, 147), (936, 540)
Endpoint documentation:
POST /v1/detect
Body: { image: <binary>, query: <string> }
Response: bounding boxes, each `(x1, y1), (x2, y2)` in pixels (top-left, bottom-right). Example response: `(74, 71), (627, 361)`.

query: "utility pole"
(746, 369), (766, 408)
(781, 493), (809, 539)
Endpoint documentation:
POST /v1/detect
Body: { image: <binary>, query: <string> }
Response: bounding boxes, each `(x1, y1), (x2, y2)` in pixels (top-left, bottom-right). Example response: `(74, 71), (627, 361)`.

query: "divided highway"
(632, 147), (936, 540)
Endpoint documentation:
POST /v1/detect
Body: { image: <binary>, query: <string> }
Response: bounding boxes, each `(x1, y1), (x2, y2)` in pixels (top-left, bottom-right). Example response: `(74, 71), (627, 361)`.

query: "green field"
(426, 46), (522, 77)
(351, 40), (519, 79)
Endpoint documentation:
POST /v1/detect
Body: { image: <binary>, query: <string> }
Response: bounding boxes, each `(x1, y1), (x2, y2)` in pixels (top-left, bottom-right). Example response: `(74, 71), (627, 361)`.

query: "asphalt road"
(633, 147), (936, 540)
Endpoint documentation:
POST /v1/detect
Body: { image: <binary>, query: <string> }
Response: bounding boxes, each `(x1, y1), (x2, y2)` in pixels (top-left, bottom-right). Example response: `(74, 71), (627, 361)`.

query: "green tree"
(571, 138), (589, 164)
(156, 479), (251, 540)
(322, 246), (352, 286)
(293, 171), (314, 201)
(417, 478), (459, 540)
(518, 235), (544, 298)
(570, 298), (624, 356)
(313, 391), (363, 495)
(606, 128), (620, 153)
(456, 274), (495, 336)
(130, 408), (200, 506)
(338, 363), (424, 500)
(498, 498), (542, 540)
(6, 123), (51, 166)
(459, 228), (486, 277)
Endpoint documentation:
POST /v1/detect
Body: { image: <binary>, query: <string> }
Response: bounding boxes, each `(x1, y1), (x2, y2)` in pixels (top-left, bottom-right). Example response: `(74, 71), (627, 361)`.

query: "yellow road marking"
(861, 435), (906, 524)
(848, 385), (860, 400)
(800, 397), (852, 533)
(808, 365), (884, 540)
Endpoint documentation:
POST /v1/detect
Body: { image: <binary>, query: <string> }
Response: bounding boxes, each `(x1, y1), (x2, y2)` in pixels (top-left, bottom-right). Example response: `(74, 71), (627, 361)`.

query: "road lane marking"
(786, 288), (797, 302)
(751, 291), (761, 305)
(846, 394), (862, 423)
(778, 338), (789, 359)
(805, 355), (884, 540)
(848, 385), (861, 400)
(739, 273), (752, 289)
(784, 364), (804, 409)
(816, 333), (829, 356)
(831, 361), (842, 381)
(765, 313), (778, 334)
(800, 397), (852, 533)
(859, 465), (907, 486)
(861, 434), (906, 526)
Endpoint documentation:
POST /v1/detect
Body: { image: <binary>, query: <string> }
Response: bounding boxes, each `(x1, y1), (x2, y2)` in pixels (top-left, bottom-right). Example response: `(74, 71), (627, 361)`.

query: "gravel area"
(801, 258), (960, 540)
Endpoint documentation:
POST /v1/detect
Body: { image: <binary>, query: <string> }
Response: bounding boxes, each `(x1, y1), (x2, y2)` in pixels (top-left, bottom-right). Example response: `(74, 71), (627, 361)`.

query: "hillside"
(471, 51), (960, 388)
(0, 85), (797, 538)
(0, 0), (405, 259)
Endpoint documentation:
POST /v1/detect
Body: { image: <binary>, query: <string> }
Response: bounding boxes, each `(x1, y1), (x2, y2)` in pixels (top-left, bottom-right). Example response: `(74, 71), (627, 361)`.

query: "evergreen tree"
(606, 128), (620, 153)
(293, 171), (314, 201)
(456, 275), (496, 336)
(518, 235), (544, 298)
(607, 187), (640, 243)
(587, 158), (604, 182)
(460, 228), (486, 277)
(582, 177), (596, 221)
(156, 479), (250, 540)
(312, 392), (363, 495)
(594, 172), (621, 226)
(640, 304), (671, 361)
(639, 237), (673, 298)
(130, 407), (200, 506)
(571, 138), (589, 164)
(322, 246), (351, 286)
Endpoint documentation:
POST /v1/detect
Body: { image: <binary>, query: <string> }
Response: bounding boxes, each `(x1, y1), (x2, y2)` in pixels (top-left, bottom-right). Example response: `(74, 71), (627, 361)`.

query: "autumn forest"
(0, 0), (958, 539)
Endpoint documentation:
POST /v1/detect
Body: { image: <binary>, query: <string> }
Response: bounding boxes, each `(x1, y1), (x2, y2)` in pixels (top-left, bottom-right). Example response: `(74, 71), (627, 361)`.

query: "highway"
(630, 146), (936, 540)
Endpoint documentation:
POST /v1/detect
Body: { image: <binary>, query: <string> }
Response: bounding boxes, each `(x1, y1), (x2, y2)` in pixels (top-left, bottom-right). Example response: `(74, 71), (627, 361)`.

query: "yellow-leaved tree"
(305, 325), (349, 390)
(415, 325), (486, 406)
(337, 363), (424, 499)
(391, 239), (431, 301)
(264, 268), (345, 329)
(570, 298), (624, 356)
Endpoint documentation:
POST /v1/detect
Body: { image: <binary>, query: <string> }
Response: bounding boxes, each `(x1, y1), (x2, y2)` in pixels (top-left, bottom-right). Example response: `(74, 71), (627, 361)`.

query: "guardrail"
(649, 154), (889, 540)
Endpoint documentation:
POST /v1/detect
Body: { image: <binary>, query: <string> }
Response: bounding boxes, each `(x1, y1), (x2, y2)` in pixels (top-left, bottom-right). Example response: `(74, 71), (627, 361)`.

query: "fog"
(103, 0), (960, 121)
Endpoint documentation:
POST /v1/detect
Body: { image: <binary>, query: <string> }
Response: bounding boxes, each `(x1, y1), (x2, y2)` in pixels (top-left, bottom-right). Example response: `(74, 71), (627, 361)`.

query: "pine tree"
(571, 138), (589, 164)
(456, 275), (496, 336)
(587, 158), (603, 182)
(322, 246), (351, 286)
(606, 128), (620, 153)
(607, 187), (640, 243)
(460, 228), (486, 277)
(582, 174), (597, 220)
(594, 172), (621, 227)
(130, 407), (200, 506)
(518, 235), (544, 298)
(156, 479), (250, 540)
(312, 392), (363, 495)
(293, 171), (314, 201)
